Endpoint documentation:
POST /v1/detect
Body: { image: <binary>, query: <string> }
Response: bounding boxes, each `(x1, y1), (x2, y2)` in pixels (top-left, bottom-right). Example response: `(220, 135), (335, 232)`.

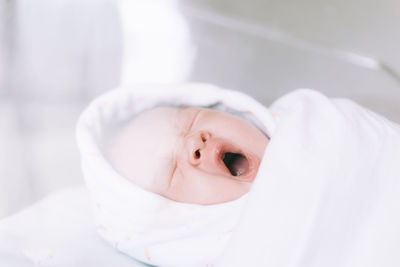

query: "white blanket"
(219, 89), (400, 267)
(76, 84), (400, 267)
(76, 84), (275, 266)
(0, 186), (148, 267)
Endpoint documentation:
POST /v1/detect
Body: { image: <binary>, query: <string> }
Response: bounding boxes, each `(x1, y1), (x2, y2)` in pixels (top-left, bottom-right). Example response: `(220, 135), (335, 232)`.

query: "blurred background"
(0, 0), (399, 219)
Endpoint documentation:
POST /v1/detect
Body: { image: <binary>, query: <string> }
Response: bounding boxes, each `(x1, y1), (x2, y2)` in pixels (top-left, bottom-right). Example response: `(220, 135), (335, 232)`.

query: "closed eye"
(178, 108), (201, 137)
(168, 108), (201, 190)
(168, 160), (177, 189)
(187, 109), (200, 134)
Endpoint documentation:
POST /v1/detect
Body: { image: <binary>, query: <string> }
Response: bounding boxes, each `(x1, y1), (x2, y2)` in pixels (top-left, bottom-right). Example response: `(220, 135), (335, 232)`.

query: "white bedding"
(0, 186), (149, 267)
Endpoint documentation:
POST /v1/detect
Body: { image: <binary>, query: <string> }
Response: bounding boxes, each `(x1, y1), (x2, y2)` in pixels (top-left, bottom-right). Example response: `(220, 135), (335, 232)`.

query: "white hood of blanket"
(76, 84), (275, 267)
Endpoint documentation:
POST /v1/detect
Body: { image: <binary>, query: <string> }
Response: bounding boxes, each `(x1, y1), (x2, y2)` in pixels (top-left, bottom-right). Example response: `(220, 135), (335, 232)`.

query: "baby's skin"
(110, 107), (269, 205)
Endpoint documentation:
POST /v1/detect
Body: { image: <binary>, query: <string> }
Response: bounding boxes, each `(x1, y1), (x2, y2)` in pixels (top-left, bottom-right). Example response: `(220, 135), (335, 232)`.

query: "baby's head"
(109, 106), (268, 205)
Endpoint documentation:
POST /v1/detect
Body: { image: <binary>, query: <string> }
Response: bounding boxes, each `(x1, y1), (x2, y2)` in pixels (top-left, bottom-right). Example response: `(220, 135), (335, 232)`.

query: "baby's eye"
(195, 149), (201, 159)
(178, 108), (200, 136)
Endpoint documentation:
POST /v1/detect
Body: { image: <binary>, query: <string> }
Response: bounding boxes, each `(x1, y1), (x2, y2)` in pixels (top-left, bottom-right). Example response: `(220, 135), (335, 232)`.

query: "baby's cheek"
(188, 174), (249, 204)
(164, 168), (250, 205)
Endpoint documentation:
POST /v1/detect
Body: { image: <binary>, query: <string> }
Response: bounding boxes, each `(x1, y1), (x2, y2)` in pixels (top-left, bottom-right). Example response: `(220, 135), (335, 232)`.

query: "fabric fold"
(219, 89), (400, 267)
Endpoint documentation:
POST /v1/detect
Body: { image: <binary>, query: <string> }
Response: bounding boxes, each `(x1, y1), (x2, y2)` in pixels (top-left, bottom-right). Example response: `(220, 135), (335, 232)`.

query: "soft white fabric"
(3, 86), (398, 267)
(0, 185), (148, 267)
(219, 89), (400, 267)
(76, 84), (400, 267)
(76, 83), (276, 267)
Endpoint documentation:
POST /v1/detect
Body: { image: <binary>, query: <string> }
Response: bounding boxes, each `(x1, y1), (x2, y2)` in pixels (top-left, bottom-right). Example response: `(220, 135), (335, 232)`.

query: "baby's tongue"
(224, 152), (249, 176)
(232, 155), (249, 176)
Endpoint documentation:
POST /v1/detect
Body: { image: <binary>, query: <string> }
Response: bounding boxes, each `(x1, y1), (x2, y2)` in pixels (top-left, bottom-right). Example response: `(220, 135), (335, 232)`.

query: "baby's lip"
(213, 141), (260, 182)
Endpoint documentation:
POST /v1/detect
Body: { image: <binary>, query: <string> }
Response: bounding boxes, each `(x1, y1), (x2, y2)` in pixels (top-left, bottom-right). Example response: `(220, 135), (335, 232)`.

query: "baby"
(109, 106), (269, 205)
(78, 86), (400, 267)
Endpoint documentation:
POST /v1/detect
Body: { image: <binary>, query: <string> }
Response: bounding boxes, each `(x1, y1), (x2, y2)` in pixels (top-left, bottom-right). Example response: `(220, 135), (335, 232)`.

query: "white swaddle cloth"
(219, 89), (400, 267)
(76, 83), (275, 267)
(77, 85), (400, 266)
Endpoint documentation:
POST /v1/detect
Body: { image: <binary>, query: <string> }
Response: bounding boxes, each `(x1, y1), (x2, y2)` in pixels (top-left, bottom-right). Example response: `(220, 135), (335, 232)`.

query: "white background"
(0, 0), (399, 218)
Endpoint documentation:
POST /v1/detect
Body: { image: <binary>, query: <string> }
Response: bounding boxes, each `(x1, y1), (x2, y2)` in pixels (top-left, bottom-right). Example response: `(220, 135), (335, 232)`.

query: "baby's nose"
(186, 131), (211, 165)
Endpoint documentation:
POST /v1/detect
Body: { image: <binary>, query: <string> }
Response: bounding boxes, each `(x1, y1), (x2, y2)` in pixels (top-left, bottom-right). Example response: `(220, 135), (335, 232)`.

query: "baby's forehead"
(108, 106), (184, 191)
(115, 107), (184, 156)
(133, 106), (181, 128)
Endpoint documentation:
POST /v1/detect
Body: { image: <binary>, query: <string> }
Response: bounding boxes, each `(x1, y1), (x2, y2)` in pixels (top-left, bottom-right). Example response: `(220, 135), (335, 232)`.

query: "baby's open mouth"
(213, 140), (259, 181)
(222, 152), (249, 176)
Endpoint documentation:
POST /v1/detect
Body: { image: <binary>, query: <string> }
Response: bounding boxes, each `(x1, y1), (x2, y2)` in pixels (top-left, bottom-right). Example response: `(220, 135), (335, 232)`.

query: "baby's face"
(110, 107), (268, 205)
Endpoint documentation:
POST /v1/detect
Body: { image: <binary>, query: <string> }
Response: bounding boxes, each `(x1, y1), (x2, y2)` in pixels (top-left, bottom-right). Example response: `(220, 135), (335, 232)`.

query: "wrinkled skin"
(110, 107), (268, 205)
